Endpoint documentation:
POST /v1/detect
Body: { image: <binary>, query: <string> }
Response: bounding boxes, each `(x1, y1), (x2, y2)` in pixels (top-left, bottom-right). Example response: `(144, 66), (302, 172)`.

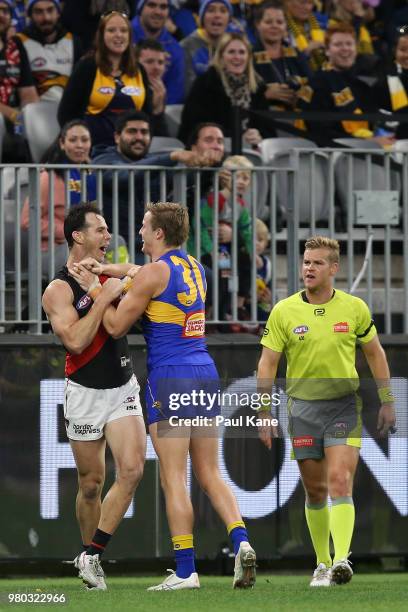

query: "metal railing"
(0, 148), (406, 334)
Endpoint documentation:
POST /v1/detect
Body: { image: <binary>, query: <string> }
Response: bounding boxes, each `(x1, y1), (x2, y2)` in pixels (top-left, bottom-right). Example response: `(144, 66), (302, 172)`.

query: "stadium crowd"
(4, 0), (408, 326)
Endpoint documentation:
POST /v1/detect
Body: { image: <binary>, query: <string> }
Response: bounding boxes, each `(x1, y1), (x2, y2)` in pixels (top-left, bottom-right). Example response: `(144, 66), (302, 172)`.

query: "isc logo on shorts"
(333, 322), (349, 333)
(293, 436), (314, 447)
(183, 311), (205, 338)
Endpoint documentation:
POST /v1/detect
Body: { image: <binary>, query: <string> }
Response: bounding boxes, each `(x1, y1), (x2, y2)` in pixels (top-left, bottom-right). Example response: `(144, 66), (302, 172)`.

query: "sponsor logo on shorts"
(73, 424), (101, 435)
(334, 421), (347, 428)
(333, 421), (347, 437)
(293, 325), (309, 335)
(183, 311), (205, 338)
(77, 295), (92, 310)
(293, 436), (314, 447)
(126, 405), (138, 411)
(98, 86), (115, 94)
(121, 356), (131, 367)
(333, 322), (349, 333)
(121, 86), (142, 96)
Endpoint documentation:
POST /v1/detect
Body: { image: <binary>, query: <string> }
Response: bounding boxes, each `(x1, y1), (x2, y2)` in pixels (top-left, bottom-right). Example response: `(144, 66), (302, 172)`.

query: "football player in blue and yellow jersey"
(257, 236), (396, 587)
(100, 202), (257, 591)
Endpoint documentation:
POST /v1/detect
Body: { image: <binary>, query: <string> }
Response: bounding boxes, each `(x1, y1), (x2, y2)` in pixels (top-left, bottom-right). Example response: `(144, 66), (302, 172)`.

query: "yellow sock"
(305, 501), (332, 567)
(171, 534), (194, 550)
(226, 521), (245, 535)
(330, 497), (355, 562)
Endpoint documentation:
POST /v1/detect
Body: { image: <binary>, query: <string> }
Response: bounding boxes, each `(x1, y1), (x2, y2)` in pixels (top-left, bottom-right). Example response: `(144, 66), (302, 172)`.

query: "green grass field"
(0, 574), (407, 612)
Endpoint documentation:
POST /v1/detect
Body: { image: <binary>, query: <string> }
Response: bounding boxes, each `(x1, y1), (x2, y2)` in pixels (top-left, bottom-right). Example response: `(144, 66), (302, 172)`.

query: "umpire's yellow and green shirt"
(261, 289), (377, 400)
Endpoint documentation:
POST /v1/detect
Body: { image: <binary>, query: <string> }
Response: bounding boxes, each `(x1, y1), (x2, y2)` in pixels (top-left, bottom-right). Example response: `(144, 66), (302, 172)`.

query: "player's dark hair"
(146, 202), (189, 247)
(186, 122), (225, 149)
(64, 203), (102, 248)
(115, 109), (151, 134)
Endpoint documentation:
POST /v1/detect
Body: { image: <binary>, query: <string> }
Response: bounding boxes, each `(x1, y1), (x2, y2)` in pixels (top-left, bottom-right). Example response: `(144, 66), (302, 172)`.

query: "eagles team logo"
(333, 322), (349, 333)
(183, 311), (205, 338)
(293, 325), (309, 335)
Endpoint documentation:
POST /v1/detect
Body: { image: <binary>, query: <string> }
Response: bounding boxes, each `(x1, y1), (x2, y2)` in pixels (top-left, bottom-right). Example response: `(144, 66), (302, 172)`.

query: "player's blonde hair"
(304, 235), (340, 264)
(146, 202), (189, 247)
(256, 218), (270, 242)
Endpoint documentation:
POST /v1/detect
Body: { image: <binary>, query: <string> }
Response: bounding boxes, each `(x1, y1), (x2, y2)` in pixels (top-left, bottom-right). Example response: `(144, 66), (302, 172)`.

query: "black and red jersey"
(54, 266), (133, 389)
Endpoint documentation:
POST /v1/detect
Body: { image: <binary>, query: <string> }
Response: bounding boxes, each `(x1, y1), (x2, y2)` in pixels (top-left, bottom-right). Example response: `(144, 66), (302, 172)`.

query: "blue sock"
(228, 521), (249, 556)
(174, 548), (196, 579)
(172, 534), (195, 579)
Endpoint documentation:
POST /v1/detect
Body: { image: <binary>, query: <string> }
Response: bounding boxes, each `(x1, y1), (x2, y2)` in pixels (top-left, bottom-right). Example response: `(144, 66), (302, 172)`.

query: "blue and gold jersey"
(142, 249), (213, 370)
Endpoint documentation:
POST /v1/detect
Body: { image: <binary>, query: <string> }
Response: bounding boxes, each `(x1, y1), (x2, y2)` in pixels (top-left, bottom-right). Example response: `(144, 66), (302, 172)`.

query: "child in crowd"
(189, 154), (253, 325)
(255, 218), (272, 322)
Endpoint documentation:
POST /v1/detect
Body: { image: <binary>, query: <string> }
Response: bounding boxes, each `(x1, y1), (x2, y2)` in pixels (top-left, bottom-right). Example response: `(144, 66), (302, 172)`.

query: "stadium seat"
(22, 101), (60, 162)
(260, 138), (328, 224)
(333, 138), (383, 150)
(150, 136), (184, 153)
(334, 150), (401, 217)
(259, 137), (318, 162)
(164, 105), (183, 138)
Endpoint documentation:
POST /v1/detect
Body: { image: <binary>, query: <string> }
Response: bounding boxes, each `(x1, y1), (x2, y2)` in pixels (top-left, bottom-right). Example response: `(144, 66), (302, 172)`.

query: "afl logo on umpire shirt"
(293, 325), (309, 335)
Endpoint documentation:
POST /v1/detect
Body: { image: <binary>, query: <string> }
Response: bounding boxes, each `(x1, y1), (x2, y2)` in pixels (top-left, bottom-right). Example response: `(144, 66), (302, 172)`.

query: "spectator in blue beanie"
(181, 0), (232, 93)
(131, 0), (185, 103)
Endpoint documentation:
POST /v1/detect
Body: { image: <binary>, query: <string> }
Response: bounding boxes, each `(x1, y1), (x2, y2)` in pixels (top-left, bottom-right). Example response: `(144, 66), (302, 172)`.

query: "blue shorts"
(146, 363), (221, 425)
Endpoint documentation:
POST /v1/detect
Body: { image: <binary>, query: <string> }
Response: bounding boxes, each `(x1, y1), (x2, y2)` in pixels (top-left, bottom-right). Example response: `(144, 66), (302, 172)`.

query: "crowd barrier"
(0, 147), (406, 333)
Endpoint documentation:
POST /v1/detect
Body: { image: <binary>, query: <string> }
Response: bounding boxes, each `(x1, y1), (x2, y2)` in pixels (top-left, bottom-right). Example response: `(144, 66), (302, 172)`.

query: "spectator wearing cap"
(131, 0), (185, 103)
(17, 0), (83, 102)
(58, 11), (163, 147)
(0, 0), (38, 161)
(181, 0), (232, 93)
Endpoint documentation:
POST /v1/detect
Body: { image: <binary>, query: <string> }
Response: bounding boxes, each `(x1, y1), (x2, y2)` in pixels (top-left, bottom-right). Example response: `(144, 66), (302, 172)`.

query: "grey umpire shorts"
(287, 393), (363, 460)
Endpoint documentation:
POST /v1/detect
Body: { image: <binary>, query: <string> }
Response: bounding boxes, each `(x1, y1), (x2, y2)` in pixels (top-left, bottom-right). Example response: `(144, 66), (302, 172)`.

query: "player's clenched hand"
(77, 257), (104, 275)
(68, 263), (100, 293)
(257, 410), (278, 450)
(100, 278), (124, 301)
(126, 265), (142, 279)
(377, 403), (396, 437)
